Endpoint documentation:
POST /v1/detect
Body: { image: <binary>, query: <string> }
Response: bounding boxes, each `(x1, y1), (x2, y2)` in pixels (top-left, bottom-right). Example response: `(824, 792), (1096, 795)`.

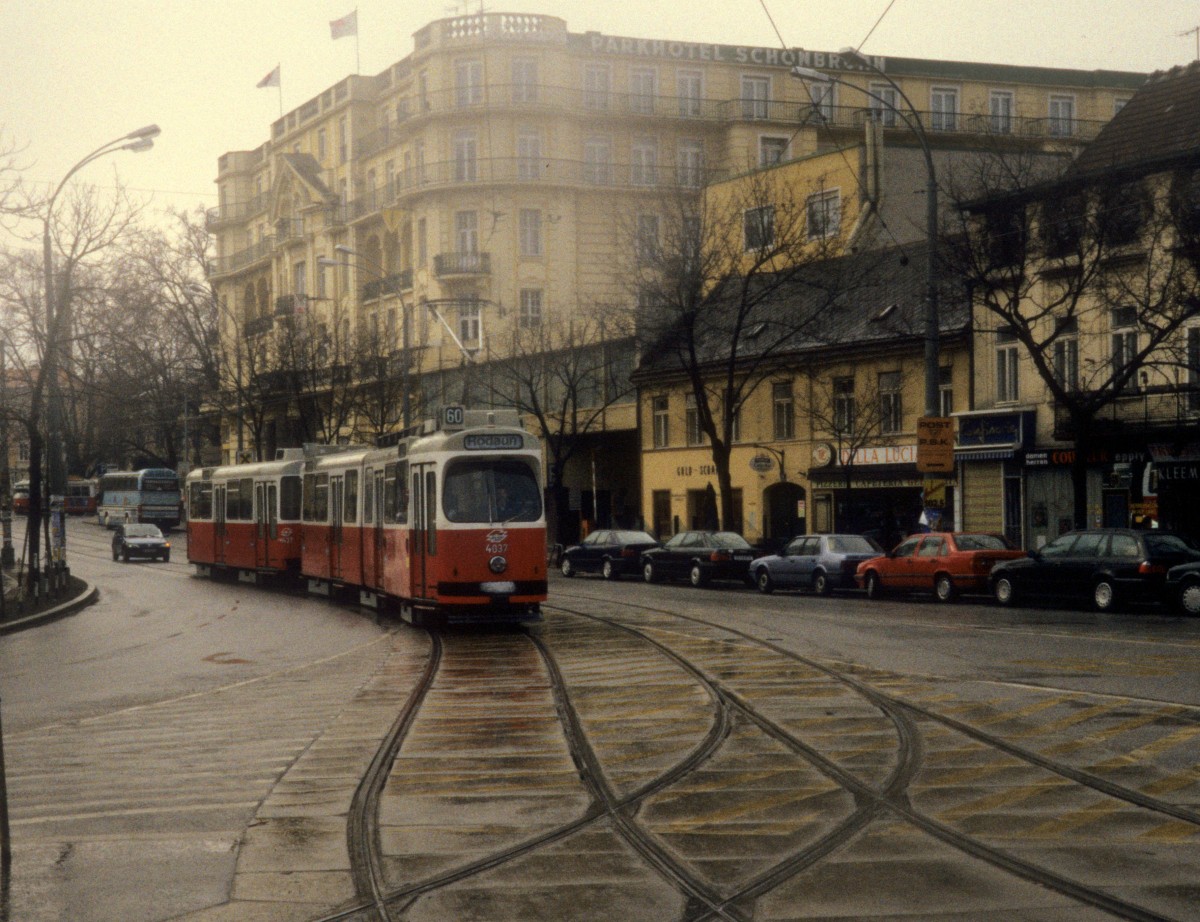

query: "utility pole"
(0, 343), (13, 568)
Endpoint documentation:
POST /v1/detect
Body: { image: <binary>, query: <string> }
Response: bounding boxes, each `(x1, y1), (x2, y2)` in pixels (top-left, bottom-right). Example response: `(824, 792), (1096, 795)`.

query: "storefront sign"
(749, 455), (775, 473)
(917, 417), (955, 473)
(957, 412), (1028, 447)
(1157, 463), (1200, 482)
(1026, 448), (1149, 467)
(841, 444), (917, 466)
(581, 34), (884, 72)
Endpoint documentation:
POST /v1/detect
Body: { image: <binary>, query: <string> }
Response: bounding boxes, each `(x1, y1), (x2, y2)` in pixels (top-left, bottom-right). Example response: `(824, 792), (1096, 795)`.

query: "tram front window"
(444, 459), (541, 524)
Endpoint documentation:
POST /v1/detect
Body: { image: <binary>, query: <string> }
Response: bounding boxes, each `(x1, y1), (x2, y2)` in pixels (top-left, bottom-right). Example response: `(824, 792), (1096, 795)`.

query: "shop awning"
(954, 447), (1016, 462)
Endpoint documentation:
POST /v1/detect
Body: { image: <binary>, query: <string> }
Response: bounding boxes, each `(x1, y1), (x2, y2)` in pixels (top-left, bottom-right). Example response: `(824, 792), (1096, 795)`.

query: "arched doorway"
(764, 482), (806, 549)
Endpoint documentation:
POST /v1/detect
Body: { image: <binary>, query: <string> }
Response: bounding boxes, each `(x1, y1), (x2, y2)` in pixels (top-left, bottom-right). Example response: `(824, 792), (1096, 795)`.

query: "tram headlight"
(488, 555), (508, 574)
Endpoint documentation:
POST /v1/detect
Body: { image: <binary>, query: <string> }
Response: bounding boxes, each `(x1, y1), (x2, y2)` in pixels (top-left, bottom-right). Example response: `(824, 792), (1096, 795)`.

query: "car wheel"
(1180, 582), (1200, 616)
(865, 571), (883, 599)
(934, 573), (957, 602)
(755, 568), (773, 594)
(689, 563), (709, 588)
(602, 559), (619, 581)
(994, 577), (1016, 606)
(122, 549), (130, 562)
(560, 557), (575, 578)
(1093, 579), (1118, 612)
(163, 552), (170, 563)
(643, 561), (656, 583)
(813, 570), (830, 595)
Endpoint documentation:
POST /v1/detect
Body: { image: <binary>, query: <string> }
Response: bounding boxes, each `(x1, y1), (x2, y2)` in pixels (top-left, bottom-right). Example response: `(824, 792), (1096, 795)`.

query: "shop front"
(808, 442), (925, 549)
(1148, 441), (1200, 542)
(954, 410), (1036, 546)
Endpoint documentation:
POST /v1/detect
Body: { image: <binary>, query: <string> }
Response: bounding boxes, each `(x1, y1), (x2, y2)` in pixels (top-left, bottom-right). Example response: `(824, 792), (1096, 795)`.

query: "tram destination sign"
(463, 433), (524, 451)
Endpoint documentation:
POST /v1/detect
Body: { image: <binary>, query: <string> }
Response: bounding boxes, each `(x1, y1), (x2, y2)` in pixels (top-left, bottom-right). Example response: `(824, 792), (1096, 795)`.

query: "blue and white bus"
(97, 468), (182, 530)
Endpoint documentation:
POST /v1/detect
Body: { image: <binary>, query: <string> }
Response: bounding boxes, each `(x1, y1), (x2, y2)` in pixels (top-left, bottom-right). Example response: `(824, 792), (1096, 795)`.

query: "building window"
(930, 86), (958, 131)
(636, 213), (659, 263)
(806, 190), (840, 240)
(519, 289), (542, 329)
(519, 209), (542, 257)
(1188, 326), (1200, 412)
(773, 381), (794, 439)
(1114, 96), (1131, 115)
(1099, 181), (1145, 246)
(1048, 94), (1075, 137)
(652, 395), (670, 447)
(631, 138), (658, 185)
(868, 83), (898, 126)
(677, 139), (704, 187)
(414, 138), (425, 184)
(455, 59), (483, 106)
(834, 376), (856, 433)
(685, 393), (703, 445)
(1053, 320), (1079, 391)
(417, 217), (427, 265)
(584, 137), (612, 185)
(512, 57), (538, 104)
(517, 129), (541, 181)
(989, 90), (1014, 134)
(455, 210), (478, 256)
(630, 67), (657, 114)
(744, 205), (775, 251)
(317, 128), (327, 161)
(453, 131), (478, 183)
(807, 81), (836, 122)
(459, 299), (481, 348)
(1111, 307), (1139, 389)
(879, 371), (902, 434)
(584, 65), (611, 110)
(996, 329), (1020, 403)
(678, 70), (702, 117)
(741, 75), (769, 119)
(338, 117), (348, 163)
(759, 136), (789, 167)
(939, 366), (954, 416)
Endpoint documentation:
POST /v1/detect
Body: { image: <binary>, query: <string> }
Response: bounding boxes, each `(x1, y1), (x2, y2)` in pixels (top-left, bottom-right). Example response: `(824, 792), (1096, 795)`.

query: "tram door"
(214, 484), (228, 564)
(329, 475), (344, 579)
(254, 482), (276, 569)
(370, 468), (385, 590)
(410, 463), (436, 599)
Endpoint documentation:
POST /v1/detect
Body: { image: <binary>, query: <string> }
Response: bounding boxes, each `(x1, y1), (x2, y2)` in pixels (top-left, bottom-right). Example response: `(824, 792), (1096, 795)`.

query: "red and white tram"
(186, 408), (547, 624)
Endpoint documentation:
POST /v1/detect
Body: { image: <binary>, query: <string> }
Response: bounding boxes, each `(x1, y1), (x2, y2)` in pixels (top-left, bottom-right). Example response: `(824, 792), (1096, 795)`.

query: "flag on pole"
(256, 64), (281, 89)
(330, 9), (358, 40)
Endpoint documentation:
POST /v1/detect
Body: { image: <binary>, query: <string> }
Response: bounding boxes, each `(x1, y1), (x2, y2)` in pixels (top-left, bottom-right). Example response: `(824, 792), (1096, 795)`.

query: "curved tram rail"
(311, 593), (1197, 922)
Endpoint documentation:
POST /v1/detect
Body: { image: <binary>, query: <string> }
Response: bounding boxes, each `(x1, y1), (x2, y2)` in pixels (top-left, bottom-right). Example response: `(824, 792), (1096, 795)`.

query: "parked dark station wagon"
(641, 530), (757, 587)
(991, 528), (1200, 611)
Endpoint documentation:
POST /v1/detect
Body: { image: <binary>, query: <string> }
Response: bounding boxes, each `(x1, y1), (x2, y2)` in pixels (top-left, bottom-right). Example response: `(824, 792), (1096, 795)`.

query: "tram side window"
(396, 461), (409, 523)
(302, 473), (329, 522)
(344, 470), (358, 523)
(384, 464), (398, 522)
(190, 483), (213, 520)
(226, 477), (253, 520)
(363, 470), (375, 525)
(280, 476), (302, 520)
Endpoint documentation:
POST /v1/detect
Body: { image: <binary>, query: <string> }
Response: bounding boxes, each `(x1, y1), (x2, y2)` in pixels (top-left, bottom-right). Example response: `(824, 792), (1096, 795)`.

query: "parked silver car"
(750, 533), (884, 595)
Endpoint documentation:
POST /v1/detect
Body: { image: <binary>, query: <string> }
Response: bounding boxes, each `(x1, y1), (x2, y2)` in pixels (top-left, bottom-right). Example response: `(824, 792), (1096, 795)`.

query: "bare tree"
(482, 310), (635, 544)
(943, 158), (1200, 528)
(629, 171), (864, 530)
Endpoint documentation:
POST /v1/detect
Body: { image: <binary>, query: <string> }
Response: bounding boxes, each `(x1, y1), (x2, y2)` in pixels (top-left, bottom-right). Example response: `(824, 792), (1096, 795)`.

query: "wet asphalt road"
(2, 519), (1199, 921)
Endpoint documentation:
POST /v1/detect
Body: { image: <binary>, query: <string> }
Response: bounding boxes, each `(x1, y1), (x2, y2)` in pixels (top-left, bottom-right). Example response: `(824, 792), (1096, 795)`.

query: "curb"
(0, 582), (98, 635)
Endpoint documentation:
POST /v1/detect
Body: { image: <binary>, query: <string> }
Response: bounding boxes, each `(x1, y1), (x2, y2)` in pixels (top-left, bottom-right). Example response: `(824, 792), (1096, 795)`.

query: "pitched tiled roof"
(1070, 61), (1200, 178)
(634, 243), (970, 380)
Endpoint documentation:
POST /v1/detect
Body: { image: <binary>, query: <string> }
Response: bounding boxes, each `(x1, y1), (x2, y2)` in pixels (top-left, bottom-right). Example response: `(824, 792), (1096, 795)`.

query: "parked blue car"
(750, 533), (884, 595)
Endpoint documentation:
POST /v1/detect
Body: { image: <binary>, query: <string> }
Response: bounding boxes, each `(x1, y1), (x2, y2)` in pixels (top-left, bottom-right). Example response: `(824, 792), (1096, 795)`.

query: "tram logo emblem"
(487, 529), (508, 544)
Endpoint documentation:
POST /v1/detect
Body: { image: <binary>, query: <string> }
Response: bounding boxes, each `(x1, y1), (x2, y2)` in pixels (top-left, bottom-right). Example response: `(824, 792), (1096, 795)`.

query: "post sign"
(917, 417), (955, 473)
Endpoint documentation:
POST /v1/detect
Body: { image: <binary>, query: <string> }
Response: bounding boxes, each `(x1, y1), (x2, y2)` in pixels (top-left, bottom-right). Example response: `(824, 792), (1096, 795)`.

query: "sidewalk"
(0, 574), (96, 635)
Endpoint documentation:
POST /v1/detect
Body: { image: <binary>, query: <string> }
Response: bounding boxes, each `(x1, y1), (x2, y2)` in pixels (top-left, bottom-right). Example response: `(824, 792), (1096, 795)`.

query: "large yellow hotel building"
(206, 10), (1142, 543)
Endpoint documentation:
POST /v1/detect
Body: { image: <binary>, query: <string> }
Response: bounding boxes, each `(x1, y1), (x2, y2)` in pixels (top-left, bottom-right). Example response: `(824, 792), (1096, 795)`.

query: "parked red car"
(856, 531), (1026, 601)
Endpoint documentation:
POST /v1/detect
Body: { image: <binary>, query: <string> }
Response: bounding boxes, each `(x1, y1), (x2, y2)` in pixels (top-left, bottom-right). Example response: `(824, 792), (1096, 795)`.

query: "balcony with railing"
(275, 293), (307, 316)
(361, 269), (413, 301)
(433, 252), (491, 278)
(211, 236), (275, 277)
(243, 314), (274, 338)
(1052, 385), (1200, 439)
(206, 192), (268, 230)
(275, 217), (306, 244)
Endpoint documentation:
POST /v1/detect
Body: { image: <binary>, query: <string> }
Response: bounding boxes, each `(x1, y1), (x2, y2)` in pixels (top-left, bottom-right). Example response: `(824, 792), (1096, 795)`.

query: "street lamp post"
(324, 246), (413, 430)
(38, 124), (161, 590)
(792, 58), (940, 420)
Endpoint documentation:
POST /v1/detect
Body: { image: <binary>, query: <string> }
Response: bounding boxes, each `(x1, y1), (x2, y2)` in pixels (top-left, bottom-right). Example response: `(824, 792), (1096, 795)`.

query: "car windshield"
(124, 525), (162, 539)
(955, 534), (1012, 551)
(613, 531), (656, 544)
(711, 532), (751, 549)
(829, 535), (882, 554)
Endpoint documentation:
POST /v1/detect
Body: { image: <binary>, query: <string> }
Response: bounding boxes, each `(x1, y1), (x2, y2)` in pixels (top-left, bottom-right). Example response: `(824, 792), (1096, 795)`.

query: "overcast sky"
(5, 0), (1198, 234)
